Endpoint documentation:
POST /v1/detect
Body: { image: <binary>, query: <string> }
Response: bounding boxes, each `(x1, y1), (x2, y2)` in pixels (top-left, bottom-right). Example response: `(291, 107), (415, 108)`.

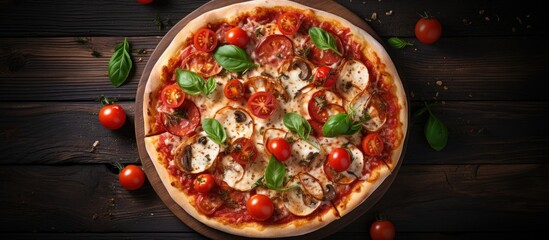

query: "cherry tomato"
(230, 137), (258, 165)
(194, 28), (218, 52)
(307, 90), (346, 123)
(196, 194), (224, 215)
(247, 91), (277, 119)
(277, 13), (301, 35)
(415, 16), (442, 44)
(161, 84), (186, 108)
(224, 79), (245, 100)
(328, 148), (351, 172)
(225, 27), (249, 48)
(161, 100), (201, 137)
(314, 66), (338, 88)
(246, 194), (274, 221)
(370, 219), (396, 240)
(255, 35), (294, 68)
(362, 133), (384, 157)
(119, 165), (145, 190)
(136, 0), (154, 4)
(267, 137), (291, 161)
(308, 119), (324, 138)
(194, 173), (216, 193)
(306, 34), (343, 66)
(99, 104), (126, 130)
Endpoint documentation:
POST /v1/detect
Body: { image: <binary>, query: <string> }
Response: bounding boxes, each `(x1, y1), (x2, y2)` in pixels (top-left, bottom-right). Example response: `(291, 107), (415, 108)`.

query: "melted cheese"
(233, 151), (269, 191)
(221, 155), (244, 188)
(214, 107), (254, 140)
(283, 177), (321, 216)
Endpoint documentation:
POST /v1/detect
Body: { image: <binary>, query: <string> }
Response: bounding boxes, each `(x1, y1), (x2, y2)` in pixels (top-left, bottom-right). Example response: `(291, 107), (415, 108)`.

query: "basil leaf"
(308, 27), (342, 56)
(108, 38), (133, 87)
(176, 69), (204, 95)
(322, 113), (362, 137)
(388, 37), (413, 49)
(283, 113), (311, 140)
(425, 113), (448, 151)
(201, 118), (227, 146)
(264, 155), (286, 190)
(213, 45), (257, 72)
(203, 77), (217, 96)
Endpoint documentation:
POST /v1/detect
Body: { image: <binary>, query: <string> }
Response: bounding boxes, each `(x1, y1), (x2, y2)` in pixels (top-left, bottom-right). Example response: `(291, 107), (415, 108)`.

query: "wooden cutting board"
(135, 0), (405, 239)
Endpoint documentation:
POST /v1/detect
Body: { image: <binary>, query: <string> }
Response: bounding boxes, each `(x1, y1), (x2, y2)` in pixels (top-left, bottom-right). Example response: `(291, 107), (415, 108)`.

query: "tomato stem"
(99, 95), (115, 106)
(111, 161), (125, 172)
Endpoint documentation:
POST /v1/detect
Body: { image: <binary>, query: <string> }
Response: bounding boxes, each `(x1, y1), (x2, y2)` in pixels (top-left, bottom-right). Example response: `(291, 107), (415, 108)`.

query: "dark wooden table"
(1, 0), (548, 239)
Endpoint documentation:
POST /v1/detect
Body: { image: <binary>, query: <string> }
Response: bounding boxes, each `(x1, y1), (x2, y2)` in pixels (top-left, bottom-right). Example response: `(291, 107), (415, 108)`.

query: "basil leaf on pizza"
(141, 1), (407, 238)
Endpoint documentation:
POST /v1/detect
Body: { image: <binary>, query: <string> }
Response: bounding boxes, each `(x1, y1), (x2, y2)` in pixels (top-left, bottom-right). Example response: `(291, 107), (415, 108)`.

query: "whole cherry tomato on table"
(136, 0), (154, 4)
(98, 96), (126, 130)
(370, 217), (396, 240)
(118, 164), (146, 190)
(415, 12), (442, 44)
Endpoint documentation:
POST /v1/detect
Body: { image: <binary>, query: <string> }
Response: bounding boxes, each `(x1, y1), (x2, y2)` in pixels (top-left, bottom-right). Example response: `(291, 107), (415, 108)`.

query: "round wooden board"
(135, 0), (409, 239)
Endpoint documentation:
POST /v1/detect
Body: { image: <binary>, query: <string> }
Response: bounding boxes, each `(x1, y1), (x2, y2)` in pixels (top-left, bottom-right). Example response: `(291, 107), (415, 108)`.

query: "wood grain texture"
(0, 0), (545, 37)
(2, 36), (549, 101)
(1, 101), (547, 165)
(1, 164), (546, 234)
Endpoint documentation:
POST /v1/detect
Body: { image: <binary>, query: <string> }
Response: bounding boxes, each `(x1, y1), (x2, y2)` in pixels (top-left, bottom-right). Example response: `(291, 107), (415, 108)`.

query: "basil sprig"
(388, 37), (413, 49)
(322, 113), (362, 137)
(283, 113), (312, 140)
(213, 45), (257, 72)
(176, 69), (216, 96)
(308, 27), (342, 56)
(201, 118), (227, 146)
(264, 155), (287, 190)
(108, 37), (133, 87)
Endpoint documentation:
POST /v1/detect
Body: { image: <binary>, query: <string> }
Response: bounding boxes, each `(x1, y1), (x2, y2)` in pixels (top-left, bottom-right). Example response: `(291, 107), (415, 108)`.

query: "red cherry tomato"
(161, 100), (201, 137)
(314, 66), (338, 88)
(196, 194), (224, 215)
(247, 91), (277, 119)
(307, 119), (324, 138)
(224, 79), (245, 101)
(194, 173), (216, 193)
(327, 148), (351, 172)
(136, 0), (154, 4)
(225, 27), (249, 48)
(267, 137), (291, 161)
(307, 90), (346, 123)
(246, 194), (274, 221)
(255, 34), (294, 68)
(99, 104), (126, 130)
(362, 133), (384, 157)
(277, 13), (301, 35)
(230, 137), (258, 165)
(119, 165), (145, 190)
(194, 28), (218, 52)
(161, 84), (186, 108)
(415, 16), (442, 44)
(370, 219), (396, 240)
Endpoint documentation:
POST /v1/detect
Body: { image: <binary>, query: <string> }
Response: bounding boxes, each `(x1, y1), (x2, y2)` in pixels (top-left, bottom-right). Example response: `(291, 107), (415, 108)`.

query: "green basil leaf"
(201, 118), (227, 146)
(264, 155), (286, 190)
(176, 69), (204, 95)
(108, 38), (133, 87)
(308, 27), (342, 56)
(425, 114), (448, 151)
(322, 113), (362, 137)
(283, 113), (311, 140)
(213, 45), (257, 72)
(203, 77), (217, 96)
(388, 37), (413, 49)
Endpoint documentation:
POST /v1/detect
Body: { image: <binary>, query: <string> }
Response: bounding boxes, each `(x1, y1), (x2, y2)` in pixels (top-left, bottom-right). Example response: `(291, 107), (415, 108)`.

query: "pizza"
(140, 0), (407, 237)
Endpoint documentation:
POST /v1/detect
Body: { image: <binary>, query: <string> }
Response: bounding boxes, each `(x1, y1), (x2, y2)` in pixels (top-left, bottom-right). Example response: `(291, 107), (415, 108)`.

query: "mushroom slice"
(214, 106), (254, 140)
(337, 81), (363, 103)
(291, 58), (312, 80)
(233, 151), (269, 191)
(278, 58), (313, 100)
(173, 131), (219, 174)
(362, 94), (388, 132)
(298, 172), (324, 200)
(286, 137), (324, 175)
(262, 128), (287, 154)
(338, 59), (370, 92)
(220, 155), (245, 188)
(283, 177), (322, 216)
(244, 75), (290, 102)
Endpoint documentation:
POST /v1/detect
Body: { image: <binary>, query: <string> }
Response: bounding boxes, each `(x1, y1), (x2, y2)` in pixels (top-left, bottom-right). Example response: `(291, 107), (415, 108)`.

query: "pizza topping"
(181, 51), (223, 78)
(262, 128), (287, 154)
(202, 118), (228, 146)
(362, 133), (384, 157)
(160, 84), (186, 108)
(307, 118), (324, 137)
(233, 152), (268, 191)
(214, 107), (254, 140)
(283, 177), (321, 216)
(230, 137), (258, 165)
(176, 69), (217, 96)
(322, 113), (362, 137)
(277, 13), (301, 35)
(282, 113), (312, 142)
(263, 155), (288, 191)
(290, 58), (312, 80)
(247, 91), (278, 119)
(220, 155), (245, 187)
(224, 79), (245, 101)
(196, 193), (223, 215)
(161, 100), (201, 137)
(307, 90), (345, 123)
(297, 172), (324, 200)
(324, 184), (336, 201)
(361, 94), (388, 132)
(246, 194), (274, 221)
(323, 144), (365, 184)
(313, 66), (338, 88)
(327, 147), (351, 172)
(338, 60), (370, 92)
(173, 131), (220, 174)
(194, 173), (216, 193)
(308, 27), (342, 56)
(288, 138), (323, 175)
(225, 27), (250, 48)
(194, 28), (218, 52)
(213, 44), (257, 72)
(255, 34), (294, 70)
(267, 137), (291, 161)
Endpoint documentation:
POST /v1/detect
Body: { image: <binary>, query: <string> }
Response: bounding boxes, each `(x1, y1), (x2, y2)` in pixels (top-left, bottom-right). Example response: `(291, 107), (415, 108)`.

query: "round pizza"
(141, 0), (407, 237)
